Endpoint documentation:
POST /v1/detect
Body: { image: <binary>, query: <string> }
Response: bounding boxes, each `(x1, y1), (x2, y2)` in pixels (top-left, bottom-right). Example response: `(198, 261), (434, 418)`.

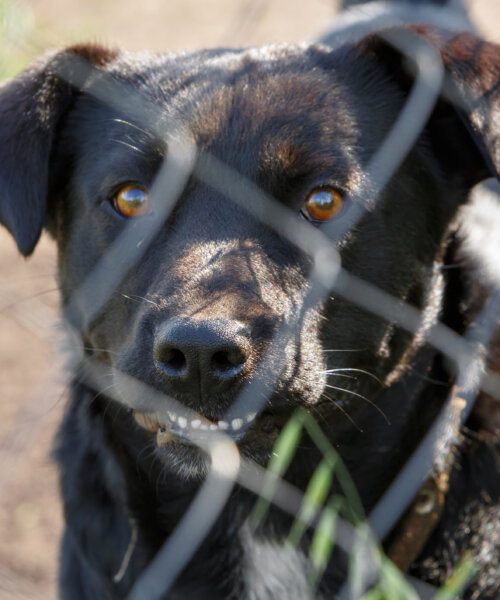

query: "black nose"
(154, 318), (250, 396)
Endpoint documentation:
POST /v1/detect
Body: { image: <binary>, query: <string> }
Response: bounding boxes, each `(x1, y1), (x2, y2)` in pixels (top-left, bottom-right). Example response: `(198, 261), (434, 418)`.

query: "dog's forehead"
(110, 45), (344, 114)
(118, 45), (345, 107)
(109, 43), (338, 86)
(98, 44), (359, 175)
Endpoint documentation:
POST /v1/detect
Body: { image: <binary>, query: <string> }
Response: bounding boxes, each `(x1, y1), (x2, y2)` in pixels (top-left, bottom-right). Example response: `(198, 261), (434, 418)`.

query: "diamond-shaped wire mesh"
(0, 2), (499, 599)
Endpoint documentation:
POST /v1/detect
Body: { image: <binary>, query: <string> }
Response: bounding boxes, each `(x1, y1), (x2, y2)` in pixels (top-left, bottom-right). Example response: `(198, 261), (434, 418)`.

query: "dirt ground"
(0, 1), (498, 598)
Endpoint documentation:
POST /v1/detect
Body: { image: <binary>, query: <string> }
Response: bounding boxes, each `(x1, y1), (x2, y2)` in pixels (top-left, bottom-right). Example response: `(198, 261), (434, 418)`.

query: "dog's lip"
(133, 408), (288, 446)
(133, 410), (259, 445)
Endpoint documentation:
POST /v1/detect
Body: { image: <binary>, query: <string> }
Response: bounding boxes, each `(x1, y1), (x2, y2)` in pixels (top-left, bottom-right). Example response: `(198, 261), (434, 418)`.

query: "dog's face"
(0, 30), (498, 482)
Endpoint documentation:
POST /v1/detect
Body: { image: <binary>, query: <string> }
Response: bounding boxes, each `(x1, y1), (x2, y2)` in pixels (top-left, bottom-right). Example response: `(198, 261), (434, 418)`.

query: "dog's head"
(0, 28), (498, 481)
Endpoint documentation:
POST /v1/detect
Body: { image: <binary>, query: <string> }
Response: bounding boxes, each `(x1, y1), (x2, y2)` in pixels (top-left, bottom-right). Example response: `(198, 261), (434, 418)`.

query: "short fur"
(0, 26), (499, 599)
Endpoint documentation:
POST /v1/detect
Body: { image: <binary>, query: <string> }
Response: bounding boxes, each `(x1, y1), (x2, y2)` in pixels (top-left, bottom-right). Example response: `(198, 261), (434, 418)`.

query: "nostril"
(156, 347), (187, 375)
(154, 318), (251, 390)
(211, 348), (246, 377)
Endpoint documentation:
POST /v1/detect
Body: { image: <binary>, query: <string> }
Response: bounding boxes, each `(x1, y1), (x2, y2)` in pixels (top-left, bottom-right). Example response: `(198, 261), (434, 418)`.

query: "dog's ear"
(0, 44), (118, 256)
(356, 26), (500, 190)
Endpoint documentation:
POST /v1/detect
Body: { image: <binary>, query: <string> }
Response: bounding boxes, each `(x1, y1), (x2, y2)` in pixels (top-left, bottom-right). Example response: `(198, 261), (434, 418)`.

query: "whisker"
(110, 138), (145, 154)
(112, 118), (154, 138)
(88, 382), (117, 410)
(112, 401), (131, 428)
(405, 367), (448, 387)
(0, 287), (60, 311)
(120, 293), (161, 308)
(322, 348), (365, 353)
(324, 368), (383, 385)
(135, 442), (159, 481)
(324, 384), (369, 401)
(95, 383), (118, 398)
(83, 347), (121, 356)
(324, 384), (390, 424)
(102, 397), (118, 422)
(321, 395), (363, 432)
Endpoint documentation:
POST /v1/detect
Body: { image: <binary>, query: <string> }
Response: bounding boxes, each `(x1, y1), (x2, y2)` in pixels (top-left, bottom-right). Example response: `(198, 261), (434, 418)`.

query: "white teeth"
(155, 412), (253, 434)
(231, 418), (243, 430)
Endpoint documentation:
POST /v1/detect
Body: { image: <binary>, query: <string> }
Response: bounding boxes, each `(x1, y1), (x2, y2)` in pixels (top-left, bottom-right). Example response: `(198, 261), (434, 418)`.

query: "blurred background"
(0, 0), (498, 598)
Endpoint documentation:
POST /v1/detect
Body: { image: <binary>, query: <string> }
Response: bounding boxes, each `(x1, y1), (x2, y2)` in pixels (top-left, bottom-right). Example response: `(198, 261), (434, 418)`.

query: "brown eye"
(302, 187), (343, 222)
(113, 184), (150, 217)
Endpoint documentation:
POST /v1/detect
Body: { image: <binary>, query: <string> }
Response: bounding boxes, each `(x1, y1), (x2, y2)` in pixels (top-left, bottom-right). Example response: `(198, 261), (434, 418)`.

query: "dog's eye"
(113, 184), (150, 217)
(302, 187), (343, 222)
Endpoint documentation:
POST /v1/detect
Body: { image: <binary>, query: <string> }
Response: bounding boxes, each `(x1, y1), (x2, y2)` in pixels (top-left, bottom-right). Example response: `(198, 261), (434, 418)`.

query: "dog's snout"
(154, 318), (250, 396)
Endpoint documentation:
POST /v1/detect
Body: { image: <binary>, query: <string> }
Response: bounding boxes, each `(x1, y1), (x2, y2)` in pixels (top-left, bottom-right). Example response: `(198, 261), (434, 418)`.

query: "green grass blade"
(434, 555), (478, 600)
(288, 458), (334, 546)
(300, 410), (365, 521)
(374, 557), (420, 600)
(308, 496), (345, 588)
(250, 413), (303, 526)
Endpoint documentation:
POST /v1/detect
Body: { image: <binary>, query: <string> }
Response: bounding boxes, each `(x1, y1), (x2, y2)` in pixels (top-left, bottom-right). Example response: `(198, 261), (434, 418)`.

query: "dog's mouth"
(133, 409), (288, 447)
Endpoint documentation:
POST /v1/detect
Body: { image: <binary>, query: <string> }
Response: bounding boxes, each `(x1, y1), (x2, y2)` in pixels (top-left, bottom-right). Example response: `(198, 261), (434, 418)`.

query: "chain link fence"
(0, 1), (499, 599)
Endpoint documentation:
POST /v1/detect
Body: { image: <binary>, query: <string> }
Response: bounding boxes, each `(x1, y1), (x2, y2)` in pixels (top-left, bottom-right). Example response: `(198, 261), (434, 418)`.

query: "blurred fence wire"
(0, 1), (499, 599)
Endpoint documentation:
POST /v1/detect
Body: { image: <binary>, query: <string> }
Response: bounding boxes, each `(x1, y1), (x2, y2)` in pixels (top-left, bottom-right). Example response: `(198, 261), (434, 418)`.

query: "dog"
(0, 23), (499, 599)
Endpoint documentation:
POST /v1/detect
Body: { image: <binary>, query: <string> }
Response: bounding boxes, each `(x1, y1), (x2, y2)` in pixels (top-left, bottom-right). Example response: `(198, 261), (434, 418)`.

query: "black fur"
(0, 27), (499, 599)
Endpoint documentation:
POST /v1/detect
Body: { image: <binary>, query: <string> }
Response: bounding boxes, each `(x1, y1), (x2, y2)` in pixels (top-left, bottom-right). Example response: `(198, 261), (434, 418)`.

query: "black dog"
(0, 25), (499, 599)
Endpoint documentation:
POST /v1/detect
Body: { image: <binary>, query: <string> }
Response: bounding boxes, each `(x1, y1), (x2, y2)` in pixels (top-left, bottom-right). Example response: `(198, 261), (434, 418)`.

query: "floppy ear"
(0, 44), (118, 256)
(356, 26), (500, 190)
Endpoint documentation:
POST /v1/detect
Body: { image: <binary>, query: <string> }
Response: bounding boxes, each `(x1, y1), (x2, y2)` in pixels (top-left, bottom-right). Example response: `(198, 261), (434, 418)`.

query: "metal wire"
(1, 1), (499, 599)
